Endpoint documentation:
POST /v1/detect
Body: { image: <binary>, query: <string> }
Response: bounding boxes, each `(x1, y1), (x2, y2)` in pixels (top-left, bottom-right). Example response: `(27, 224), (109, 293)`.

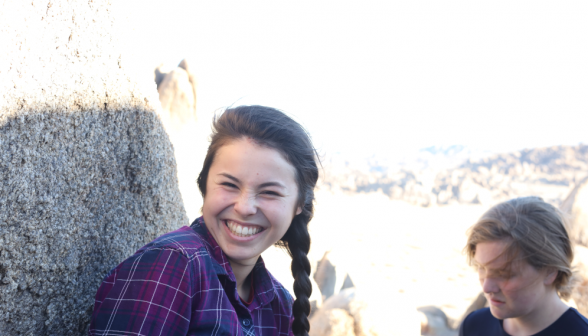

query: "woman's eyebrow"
(259, 181), (286, 189)
(218, 173), (286, 189)
(218, 173), (240, 183)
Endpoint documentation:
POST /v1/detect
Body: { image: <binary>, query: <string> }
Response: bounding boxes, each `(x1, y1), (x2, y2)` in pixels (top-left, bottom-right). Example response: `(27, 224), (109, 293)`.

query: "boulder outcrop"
(571, 245), (588, 316)
(309, 308), (356, 336)
(417, 306), (456, 336)
(0, 1), (188, 334)
(560, 176), (588, 247)
(178, 58), (197, 113)
(314, 250), (355, 302)
(310, 288), (421, 336)
(158, 67), (196, 124)
(322, 145), (588, 207)
(156, 59), (197, 126)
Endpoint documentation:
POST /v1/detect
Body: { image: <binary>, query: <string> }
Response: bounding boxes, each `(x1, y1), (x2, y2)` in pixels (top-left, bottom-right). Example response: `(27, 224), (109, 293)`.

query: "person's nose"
(481, 276), (500, 294)
(234, 191), (257, 217)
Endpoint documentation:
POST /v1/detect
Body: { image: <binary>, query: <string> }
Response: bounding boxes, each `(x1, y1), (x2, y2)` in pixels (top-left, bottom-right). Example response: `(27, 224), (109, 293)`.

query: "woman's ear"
(296, 206), (302, 216)
(544, 269), (559, 286)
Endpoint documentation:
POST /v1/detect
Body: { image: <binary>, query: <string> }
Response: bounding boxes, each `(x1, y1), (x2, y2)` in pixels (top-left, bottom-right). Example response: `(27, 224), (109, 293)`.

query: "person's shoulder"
(258, 265), (294, 314)
(460, 308), (501, 336)
(568, 307), (588, 325)
(464, 307), (494, 324)
(540, 307), (588, 336)
(561, 307), (588, 332)
(137, 225), (208, 260)
(267, 271), (294, 303)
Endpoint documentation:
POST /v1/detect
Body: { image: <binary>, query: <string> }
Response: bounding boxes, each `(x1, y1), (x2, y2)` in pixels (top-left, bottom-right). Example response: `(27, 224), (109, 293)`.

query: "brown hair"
(465, 196), (575, 300)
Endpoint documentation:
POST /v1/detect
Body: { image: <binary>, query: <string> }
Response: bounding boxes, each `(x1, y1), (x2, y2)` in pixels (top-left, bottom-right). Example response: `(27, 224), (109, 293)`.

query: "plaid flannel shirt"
(89, 217), (294, 336)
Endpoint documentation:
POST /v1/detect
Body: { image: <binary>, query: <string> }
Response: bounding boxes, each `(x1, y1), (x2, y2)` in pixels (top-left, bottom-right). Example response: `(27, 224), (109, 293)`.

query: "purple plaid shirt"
(89, 217), (294, 336)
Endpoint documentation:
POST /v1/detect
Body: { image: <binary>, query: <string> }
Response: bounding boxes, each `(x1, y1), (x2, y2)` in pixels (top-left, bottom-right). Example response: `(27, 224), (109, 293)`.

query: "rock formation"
(314, 250), (355, 302)
(322, 145), (588, 207)
(560, 176), (588, 247)
(309, 288), (421, 336)
(0, 1), (188, 334)
(178, 58), (197, 113)
(571, 245), (588, 316)
(417, 306), (457, 336)
(156, 59), (197, 125)
(154, 63), (171, 90)
(309, 308), (355, 336)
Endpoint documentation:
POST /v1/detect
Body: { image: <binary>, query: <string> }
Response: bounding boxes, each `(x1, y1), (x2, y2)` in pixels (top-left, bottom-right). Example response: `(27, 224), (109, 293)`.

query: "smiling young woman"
(459, 197), (588, 336)
(89, 106), (319, 336)
(201, 138), (302, 296)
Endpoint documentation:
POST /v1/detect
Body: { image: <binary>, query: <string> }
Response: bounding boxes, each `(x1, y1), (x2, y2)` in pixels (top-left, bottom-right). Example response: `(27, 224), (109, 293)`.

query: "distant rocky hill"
(321, 145), (588, 207)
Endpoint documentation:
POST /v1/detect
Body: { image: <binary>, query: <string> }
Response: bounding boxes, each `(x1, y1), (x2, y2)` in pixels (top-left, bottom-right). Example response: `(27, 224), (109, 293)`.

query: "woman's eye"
(221, 182), (238, 189)
(261, 190), (281, 196)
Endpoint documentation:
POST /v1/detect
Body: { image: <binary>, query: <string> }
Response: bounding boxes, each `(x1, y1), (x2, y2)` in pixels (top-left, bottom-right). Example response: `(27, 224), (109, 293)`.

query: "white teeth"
(226, 221), (262, 237)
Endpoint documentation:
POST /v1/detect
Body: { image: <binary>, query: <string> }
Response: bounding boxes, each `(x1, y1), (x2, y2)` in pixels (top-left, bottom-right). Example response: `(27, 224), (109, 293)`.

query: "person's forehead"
(474, 240), (511, 268)
(212, 138), (297, 183)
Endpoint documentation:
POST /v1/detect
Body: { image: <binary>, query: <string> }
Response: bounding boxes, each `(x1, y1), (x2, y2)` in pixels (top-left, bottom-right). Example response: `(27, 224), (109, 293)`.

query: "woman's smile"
(224, 219), (266, 238)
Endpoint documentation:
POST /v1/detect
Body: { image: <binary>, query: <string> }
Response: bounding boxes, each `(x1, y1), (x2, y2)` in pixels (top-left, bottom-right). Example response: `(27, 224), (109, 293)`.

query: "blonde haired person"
(459, 196), (588, 336)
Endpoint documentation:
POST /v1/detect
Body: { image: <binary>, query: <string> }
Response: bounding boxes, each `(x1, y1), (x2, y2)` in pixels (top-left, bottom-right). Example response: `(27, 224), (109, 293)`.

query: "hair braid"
(282, 215), (312, 336)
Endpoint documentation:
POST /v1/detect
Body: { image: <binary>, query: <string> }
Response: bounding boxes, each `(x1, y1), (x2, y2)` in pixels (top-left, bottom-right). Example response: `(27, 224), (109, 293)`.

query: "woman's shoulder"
(136, 225), (209, 258)
(253, 262), (294, 314)
(268, 271), (294, 303)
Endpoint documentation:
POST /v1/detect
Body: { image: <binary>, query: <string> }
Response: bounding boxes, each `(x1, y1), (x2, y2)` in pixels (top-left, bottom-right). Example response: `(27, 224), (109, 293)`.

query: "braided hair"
(197, 105), (319, 336)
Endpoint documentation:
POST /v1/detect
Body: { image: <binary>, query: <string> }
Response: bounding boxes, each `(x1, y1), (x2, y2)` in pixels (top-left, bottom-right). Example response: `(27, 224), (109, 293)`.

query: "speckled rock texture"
(0, 1), (188, 334)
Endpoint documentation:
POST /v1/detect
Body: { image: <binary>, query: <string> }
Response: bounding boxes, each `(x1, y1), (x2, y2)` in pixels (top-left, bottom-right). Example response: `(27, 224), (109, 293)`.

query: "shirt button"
(242, 319), (251, 327)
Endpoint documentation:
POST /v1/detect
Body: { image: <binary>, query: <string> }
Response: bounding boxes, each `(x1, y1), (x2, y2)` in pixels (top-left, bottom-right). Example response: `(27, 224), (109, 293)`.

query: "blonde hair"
(465, 196), (575, 300)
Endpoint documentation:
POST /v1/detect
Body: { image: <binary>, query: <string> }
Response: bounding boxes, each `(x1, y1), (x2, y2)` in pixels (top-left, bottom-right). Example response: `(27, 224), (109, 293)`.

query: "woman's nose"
(234, 192), (257, 216)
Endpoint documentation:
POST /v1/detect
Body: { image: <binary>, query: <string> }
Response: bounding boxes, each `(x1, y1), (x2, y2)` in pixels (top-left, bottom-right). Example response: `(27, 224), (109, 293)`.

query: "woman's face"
(474, 240), (557, 320)
(202, 138), (301, 267)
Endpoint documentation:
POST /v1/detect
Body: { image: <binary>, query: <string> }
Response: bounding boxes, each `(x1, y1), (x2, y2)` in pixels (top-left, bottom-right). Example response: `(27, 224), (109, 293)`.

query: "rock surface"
(0, 1), (188, 334)
(154, 63), (171, 89)
(310, 288), (421, 336)
(417, 306), (457, 336)
(309, 308), (356, 336)
(560, 176), (588, 247)
(322, 145), (588, 207)
(178, 58), (197, 114)
(314, 250), (355, 301)
(158, 65), (196, 125)
(572, 245), (588, 316)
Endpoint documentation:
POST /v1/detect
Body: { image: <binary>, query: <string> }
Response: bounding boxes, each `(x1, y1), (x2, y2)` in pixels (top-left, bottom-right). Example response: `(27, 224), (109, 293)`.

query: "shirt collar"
(190, 217), (277, 306)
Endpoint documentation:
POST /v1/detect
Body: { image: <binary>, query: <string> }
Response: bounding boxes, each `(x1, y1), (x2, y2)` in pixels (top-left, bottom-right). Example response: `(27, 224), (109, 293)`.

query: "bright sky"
(116, 1), (588, 160)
